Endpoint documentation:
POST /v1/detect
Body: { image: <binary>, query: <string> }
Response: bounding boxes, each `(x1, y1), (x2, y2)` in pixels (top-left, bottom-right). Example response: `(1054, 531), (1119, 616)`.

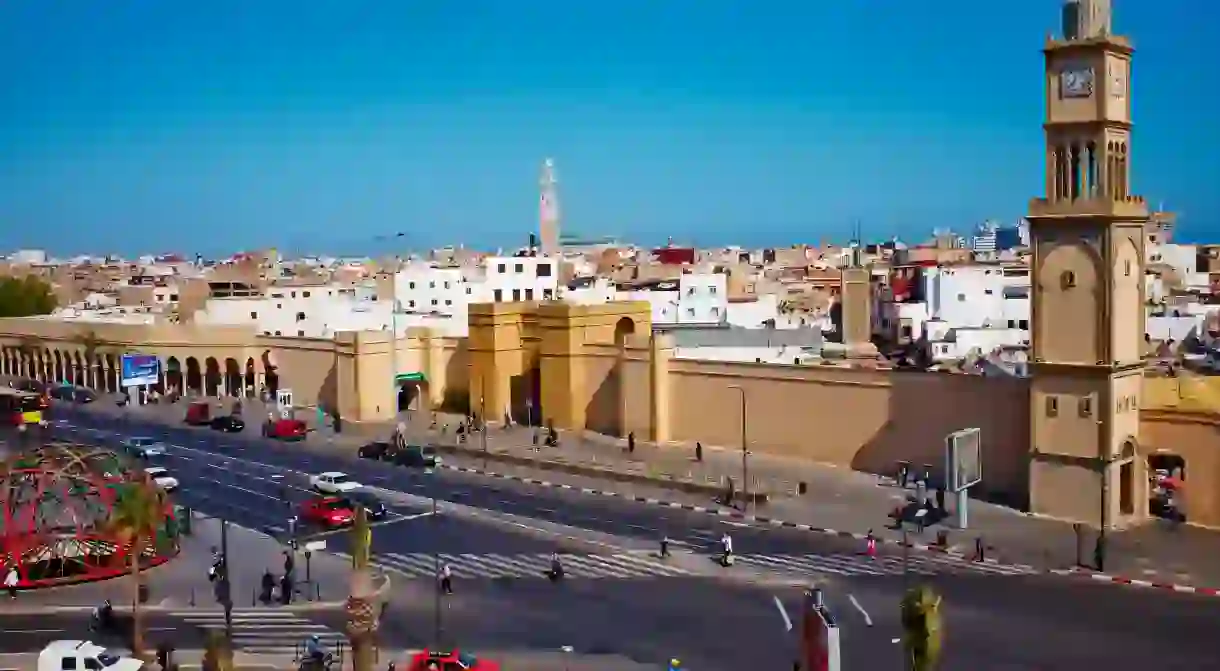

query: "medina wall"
(664, 360), (1032, 504)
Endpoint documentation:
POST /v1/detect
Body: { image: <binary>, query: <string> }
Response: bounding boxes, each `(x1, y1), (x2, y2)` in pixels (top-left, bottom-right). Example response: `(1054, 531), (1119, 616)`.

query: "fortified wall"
(2, 303), (1218, 526)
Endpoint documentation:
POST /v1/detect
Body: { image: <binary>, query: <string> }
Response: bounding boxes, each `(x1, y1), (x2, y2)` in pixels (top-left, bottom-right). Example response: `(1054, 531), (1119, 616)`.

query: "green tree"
(0, 275), (57, 318)
(106, 476), (167, 659)
(901, 584), (943, 671)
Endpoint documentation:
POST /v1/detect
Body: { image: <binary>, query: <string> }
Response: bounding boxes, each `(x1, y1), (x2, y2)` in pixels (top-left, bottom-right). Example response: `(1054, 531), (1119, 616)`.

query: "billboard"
(120, 354), (161, 388)
(946, 427), (983, 492)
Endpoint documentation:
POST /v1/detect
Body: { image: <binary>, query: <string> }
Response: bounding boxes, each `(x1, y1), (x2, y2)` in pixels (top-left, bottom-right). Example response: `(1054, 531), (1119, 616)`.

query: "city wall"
(3, 306), (1219, 526)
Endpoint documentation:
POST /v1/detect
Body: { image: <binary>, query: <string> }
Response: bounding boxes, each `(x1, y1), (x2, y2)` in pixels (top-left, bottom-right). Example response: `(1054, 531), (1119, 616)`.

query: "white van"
(37, 640), (143, 671)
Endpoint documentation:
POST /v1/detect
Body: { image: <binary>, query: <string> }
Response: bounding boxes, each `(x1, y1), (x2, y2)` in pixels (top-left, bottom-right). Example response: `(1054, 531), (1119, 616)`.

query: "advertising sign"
(120, 354), (161, 388)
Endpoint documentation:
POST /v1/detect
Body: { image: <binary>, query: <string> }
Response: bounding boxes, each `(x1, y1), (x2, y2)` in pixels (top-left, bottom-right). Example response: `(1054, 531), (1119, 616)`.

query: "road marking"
(773, 596), (793, 632)
(721, 521), (751, 528)
(848, 594), (872, 626)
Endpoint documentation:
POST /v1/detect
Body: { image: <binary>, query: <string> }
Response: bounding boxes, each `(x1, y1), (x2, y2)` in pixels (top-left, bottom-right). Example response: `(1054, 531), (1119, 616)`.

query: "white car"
(310, 472), (362, 494)
(122, 437), (167, 458)
(38, 640), (142, 671)
(143, 467), (179, 492)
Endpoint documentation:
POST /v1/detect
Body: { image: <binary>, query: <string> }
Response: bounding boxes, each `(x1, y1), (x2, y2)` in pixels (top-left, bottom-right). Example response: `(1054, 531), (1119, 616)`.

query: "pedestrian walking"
(865, 530), (877, 559)
(439, 564), (453, 595)
(5, 565), (18, 598)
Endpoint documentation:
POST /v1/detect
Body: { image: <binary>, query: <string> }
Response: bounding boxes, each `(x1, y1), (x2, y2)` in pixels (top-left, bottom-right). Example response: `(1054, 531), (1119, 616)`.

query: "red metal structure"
(0, 445), (179, 587)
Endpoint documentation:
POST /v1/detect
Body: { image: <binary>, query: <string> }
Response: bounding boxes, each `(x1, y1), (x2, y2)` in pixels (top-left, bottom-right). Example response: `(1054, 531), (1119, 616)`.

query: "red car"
(263, 418), (307, 440)
(300, 496), (355, 528)
(407, 649), (498, 671)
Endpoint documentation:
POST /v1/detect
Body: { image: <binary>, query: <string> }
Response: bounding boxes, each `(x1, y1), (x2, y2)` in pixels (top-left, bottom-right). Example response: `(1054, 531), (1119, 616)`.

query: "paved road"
(0, 612), (191, 653)
(45, 405), (914, 557)
(22, 404), (1220, 670)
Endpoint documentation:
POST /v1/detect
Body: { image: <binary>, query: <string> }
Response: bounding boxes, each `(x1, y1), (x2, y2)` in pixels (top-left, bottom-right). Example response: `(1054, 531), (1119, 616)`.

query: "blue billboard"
(120, 354), (161, 387)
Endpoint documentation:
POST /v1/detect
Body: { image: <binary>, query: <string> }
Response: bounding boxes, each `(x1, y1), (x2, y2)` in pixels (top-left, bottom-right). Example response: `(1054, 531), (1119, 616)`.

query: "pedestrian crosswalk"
(172, 609), (346, 657)
(733, 553), (1037, 579)
(342, 552), (694, 580)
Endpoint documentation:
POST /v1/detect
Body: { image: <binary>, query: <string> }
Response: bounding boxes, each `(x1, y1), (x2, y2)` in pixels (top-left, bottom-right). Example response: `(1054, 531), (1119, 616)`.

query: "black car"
(341, 492), (388, 519)
(391, 444), (440, 469)
(50, 385), (95, 403)
(357, 441), (392, 460)
(210, 415), (246, 432)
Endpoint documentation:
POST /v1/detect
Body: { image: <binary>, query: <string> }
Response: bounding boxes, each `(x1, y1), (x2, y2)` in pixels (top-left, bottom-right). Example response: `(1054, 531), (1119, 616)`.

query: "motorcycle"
(298, 652), (336, 671)
(719, 552), (735, 567)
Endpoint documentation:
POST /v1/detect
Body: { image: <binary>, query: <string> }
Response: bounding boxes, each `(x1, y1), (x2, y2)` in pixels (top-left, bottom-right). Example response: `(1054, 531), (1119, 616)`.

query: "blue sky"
(0, 1), (1215, 257)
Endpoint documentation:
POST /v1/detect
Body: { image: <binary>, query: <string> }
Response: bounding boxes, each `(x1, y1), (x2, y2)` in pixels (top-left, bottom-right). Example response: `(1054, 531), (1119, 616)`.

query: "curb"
(437, 463), (1028, 568)
(1045, 568), (1220, 597)
(431, 442), (772, 504)
(437, 462), (1220, 597)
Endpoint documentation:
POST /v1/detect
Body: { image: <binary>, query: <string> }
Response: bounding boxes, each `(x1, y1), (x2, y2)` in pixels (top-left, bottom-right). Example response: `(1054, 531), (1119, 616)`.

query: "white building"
(481, 255), (559, 303)
(883, 263), (1031, 363)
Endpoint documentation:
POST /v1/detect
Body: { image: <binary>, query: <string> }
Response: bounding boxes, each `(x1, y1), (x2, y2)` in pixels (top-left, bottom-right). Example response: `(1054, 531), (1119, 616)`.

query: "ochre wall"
(665, 360), (1032, 504)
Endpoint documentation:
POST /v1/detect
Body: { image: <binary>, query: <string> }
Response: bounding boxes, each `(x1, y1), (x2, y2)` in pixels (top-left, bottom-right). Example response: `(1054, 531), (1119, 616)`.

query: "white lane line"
(849, 594), (873, 626)
(773, 596), (793, 632)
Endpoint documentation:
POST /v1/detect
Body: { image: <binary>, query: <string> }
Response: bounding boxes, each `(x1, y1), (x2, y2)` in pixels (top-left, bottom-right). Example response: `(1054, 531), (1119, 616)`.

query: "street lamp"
(428, 467), (443, 645)
(727, 385), (749, 509)
(480, 394), (488, 466)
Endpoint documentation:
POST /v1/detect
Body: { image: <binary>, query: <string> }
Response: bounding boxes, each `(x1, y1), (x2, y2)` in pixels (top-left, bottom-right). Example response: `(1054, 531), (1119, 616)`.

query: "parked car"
(357, 441), (392, 460)
(300, 496), (355, 528)
(262, 418), (307, 441)
(184, 401), (212, 426)
(210, 415), (245, 433)
(310, 472), (362, 494)
(395, 444), (441, 469)
(340, 491), (388, 520)
(49, 385), (95, 404)
(121, 437), (167, 459)
(143, 466), (179, 492)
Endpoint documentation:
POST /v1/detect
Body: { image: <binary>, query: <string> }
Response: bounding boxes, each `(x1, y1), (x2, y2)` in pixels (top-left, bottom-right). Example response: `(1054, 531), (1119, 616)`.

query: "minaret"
(539, 159), (561, 255)
(1027, 0), (1148, 532)
(840, 227), (878, 360)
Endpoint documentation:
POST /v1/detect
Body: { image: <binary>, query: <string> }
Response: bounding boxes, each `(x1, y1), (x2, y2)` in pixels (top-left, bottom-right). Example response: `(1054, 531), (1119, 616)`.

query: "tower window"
(1060, 271), (1077, 289)
(1046, 396), (1059, 417)
(1078, 396), (1093, 418)
(1124, 260), (1132, 276)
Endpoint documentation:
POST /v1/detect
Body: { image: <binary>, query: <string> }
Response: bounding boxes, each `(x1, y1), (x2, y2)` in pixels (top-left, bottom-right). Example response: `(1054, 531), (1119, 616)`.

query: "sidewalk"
(74, 393), (1220, 595)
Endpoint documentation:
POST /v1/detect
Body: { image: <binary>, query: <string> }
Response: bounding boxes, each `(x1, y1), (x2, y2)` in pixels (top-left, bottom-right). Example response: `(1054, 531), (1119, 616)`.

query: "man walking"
(5, 565), (19, 599)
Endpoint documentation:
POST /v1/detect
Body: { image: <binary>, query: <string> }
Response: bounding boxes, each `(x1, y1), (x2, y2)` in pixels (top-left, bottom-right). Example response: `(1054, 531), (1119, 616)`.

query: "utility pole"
(220, 519), (232, 641)
(431, 487), (442, 645)
(728, 386), (748, 508)
(480, 393), (488, 467)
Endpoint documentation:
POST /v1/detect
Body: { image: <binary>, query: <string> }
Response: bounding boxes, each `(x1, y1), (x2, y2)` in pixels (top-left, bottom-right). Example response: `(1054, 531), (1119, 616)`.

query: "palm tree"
(105, 475), (167, 659)
(900, 585), (943, 671)
(344, 506), (379, 671)
(201, 629), (234, 671)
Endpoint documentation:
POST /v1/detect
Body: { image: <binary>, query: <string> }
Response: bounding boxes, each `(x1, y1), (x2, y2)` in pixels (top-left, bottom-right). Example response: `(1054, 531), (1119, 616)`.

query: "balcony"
(1028, 195), (1148, 221)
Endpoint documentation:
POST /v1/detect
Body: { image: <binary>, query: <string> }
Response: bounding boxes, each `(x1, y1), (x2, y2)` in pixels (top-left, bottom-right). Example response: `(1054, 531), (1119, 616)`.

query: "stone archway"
(204, 357), (222, 397)
(614, 316), (636, 345)
(185, 357), (202, 394)
(165, 357), (182, 394)
(261, 351), (279, 396)
(224, 358), (242, 397)
(103, 354), (118, 393)
(244, 358), (257, 397)
(70, 351), (83, 386)
(52, 350), (64, 385)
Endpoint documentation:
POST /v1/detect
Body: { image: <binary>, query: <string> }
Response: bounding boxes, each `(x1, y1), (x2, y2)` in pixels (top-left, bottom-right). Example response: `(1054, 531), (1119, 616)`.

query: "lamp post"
(727, 385), (749, 509)
(429, 470), (443, 645)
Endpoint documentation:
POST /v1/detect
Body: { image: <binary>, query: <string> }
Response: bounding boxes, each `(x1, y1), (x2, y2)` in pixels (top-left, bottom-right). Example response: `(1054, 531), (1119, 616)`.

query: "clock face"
(1061, 67), (1094, 98)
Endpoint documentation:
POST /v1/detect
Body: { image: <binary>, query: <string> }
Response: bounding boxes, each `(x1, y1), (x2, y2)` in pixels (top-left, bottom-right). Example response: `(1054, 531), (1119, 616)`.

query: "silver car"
(122, 437), (167, 458)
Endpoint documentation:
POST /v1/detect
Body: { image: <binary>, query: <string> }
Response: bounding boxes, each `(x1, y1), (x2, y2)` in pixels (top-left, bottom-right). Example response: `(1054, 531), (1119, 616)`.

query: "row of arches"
(1050, 140), (1129, 203)
(0, 347), (279, 398)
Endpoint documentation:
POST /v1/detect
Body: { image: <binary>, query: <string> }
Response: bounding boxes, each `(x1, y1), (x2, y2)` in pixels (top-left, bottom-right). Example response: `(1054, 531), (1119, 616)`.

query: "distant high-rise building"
(539, 158), (560, 255)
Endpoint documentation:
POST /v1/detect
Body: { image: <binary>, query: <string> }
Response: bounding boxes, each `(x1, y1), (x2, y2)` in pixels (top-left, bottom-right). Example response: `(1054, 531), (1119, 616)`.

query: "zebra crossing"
(344, 551), (694, 580)
(734, 553), (1038, 579)
(172, 609), (346, 657)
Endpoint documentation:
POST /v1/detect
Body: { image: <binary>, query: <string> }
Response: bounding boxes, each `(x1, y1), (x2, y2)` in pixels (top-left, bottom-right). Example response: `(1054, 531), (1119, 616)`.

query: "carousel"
(0, 443), (180, 587)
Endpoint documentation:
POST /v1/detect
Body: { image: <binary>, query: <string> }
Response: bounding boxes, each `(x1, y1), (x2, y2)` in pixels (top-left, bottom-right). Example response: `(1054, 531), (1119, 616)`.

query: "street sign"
(304, 540), (327, 553)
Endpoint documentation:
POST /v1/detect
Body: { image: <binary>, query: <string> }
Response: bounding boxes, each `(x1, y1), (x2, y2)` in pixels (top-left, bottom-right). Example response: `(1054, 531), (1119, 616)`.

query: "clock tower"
(1027, 0), (1150, 529)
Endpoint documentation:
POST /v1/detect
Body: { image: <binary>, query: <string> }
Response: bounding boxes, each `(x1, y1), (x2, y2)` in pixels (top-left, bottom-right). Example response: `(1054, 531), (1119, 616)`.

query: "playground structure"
(0, 443), (180, 587)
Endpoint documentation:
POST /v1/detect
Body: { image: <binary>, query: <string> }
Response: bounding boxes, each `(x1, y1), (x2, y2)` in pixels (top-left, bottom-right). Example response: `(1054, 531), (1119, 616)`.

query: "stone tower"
(1027, 0), (1149, 527)
(539, 158), (561, 256)
(839, 242), (878, 360)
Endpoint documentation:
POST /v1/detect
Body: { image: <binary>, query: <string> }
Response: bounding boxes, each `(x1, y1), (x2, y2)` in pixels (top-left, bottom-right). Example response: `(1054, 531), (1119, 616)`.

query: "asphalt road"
(20, 403), (1220, 670)
(47, 405), (862, 558)
(0, 612), (193, 653)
